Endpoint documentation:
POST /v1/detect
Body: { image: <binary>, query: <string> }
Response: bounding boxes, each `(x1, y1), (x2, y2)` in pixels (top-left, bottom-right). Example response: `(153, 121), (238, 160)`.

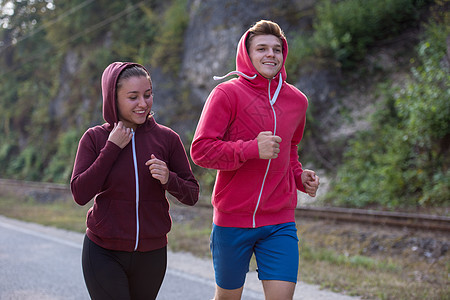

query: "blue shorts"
(210, 222), (299, 290)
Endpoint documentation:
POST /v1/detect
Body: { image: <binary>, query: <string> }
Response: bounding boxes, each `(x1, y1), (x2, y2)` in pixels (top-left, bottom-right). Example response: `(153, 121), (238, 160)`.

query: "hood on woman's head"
(101, 62), (151, 126)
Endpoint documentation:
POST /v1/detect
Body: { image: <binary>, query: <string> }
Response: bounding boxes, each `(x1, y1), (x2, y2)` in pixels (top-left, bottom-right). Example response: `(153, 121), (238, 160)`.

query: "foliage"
(285, 34), (315, 77)
(0, 0), (187, 183)
(0, 0), (448, 211)
(312, 0), (430, 67)
(43, 129), (84, 183)
(326, 19), (450, 207)
(150, 0), (188, 74)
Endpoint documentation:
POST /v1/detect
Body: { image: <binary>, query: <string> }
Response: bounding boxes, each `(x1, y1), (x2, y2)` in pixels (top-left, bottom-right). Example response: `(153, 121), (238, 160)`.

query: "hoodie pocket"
(87, 198), (135, 240)
(259, 169), (296, 212)
(213, 169), (263, 213)
(139, 200), (171, 239)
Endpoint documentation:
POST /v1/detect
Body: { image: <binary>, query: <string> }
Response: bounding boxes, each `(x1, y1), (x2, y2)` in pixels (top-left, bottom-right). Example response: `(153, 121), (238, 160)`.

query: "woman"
(71, 62), (199, 299)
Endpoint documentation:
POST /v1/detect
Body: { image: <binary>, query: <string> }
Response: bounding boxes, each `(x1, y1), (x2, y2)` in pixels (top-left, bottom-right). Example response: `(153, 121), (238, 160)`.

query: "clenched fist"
(301, 170), (320, 197)
(145, 154), (169, 185)
(257, 131), (282, 159)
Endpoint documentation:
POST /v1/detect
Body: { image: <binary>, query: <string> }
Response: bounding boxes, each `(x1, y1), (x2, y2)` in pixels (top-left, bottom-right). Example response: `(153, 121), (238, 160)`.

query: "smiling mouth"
(263, 62), (276, 66)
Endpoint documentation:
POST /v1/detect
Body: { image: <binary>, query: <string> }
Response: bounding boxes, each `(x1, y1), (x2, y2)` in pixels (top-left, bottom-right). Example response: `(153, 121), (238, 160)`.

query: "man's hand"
(108, 121), (133, 149)
(257, 131), (282, 159)
(301, 170), (320, 197)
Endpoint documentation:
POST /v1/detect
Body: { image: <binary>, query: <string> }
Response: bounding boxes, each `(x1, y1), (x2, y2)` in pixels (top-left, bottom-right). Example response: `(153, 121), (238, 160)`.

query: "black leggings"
(82, 235), (167, 300)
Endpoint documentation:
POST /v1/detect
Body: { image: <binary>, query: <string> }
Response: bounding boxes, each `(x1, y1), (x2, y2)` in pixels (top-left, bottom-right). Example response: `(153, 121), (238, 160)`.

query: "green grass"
(0, 194), (89, 233)
(1, 191), (448, 300)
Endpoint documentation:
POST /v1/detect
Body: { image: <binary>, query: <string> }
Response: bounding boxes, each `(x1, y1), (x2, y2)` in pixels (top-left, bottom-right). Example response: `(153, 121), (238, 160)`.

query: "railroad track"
(1, 178), (449, 232)
(0, 178), (71, 202)
(295, 206), (450, 232)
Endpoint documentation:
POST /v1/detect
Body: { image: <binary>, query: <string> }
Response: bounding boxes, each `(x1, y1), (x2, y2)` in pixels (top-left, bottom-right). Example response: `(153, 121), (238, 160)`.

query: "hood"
(214, 29), (288, 89)
(101, 62), (151, 127)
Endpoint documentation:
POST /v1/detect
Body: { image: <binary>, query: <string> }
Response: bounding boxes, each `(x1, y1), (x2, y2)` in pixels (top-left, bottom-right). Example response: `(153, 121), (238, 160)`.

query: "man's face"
(248, 34), (283, 79)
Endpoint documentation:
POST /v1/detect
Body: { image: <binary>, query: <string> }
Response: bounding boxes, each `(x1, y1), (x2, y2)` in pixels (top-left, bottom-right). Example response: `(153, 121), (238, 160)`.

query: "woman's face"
(248, 34), (283, 79)
(116, 76), (153, 130)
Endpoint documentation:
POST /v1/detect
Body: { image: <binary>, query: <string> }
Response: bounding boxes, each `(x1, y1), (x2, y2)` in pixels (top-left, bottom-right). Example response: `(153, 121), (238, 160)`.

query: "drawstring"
(270, 73), (283, 106)
(213, 71), (283, 106)
(213, 71), (257, 81)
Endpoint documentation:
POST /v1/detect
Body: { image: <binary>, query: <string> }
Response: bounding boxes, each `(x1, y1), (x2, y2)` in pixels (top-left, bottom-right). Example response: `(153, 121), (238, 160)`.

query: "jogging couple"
(71, 19), (319, 300)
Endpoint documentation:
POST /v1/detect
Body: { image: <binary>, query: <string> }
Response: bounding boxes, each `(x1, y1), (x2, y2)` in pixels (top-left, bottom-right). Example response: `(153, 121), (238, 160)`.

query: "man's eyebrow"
(255, 43), (282, 48)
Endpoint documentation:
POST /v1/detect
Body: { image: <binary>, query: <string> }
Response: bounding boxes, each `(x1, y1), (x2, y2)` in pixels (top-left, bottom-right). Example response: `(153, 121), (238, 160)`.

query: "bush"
(326, 19), (450, 208)
(313, 0), (430, 67)
(151, 0), (189, 74)
(44, 129), (83, 183)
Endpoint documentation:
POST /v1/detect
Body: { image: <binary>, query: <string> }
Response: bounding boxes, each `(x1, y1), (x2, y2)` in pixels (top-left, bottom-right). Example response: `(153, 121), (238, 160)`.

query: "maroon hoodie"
(71, 62), (199, 252)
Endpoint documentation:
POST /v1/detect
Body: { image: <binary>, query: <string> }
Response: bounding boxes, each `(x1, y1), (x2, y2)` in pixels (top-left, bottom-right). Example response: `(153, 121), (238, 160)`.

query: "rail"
(295, 206), (450, 231)
(1, 178), (449, 231)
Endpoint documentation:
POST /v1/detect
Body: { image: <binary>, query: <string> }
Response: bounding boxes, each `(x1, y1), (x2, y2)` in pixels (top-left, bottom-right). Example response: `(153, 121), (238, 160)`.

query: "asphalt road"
(0, 215), (360, 300)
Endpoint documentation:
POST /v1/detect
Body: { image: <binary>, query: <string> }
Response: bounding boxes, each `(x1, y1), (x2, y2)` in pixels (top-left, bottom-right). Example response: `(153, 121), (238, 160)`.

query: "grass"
(0, 189), (449, 300)
(0, 193), (89, 233)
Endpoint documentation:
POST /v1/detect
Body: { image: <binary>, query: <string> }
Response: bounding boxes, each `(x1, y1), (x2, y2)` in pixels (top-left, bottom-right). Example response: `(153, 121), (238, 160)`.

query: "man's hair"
(245, 20), (286, 52)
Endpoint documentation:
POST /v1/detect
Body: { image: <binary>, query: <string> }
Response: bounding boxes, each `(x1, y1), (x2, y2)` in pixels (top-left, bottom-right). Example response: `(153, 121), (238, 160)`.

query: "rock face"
(143, 0), (420, 171)
(170, 0), (347, 166)
(180, 0), (319, 105)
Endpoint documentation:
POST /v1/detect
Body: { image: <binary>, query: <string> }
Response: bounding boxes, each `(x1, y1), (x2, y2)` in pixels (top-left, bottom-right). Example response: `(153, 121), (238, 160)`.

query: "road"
(0, 215), (360, 300)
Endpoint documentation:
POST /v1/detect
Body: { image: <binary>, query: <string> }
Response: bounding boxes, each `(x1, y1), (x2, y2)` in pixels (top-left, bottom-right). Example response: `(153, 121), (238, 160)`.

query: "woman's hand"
(301, 169), (320, 197)
(145, 154), (169, 185)
(108, 121), (133, 149)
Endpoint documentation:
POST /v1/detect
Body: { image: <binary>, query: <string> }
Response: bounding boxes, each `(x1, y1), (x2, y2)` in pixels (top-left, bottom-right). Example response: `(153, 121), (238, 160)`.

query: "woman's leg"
(128, 246), (167, 300)
(81, 235), (131, 300)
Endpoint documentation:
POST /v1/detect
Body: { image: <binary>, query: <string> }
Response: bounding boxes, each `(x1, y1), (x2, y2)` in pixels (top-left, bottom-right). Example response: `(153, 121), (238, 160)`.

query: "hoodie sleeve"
(162, 133), (199, 206)
(291, 110), (307, 193)
(190, 87), (260, 171)
(70, 129), (122, 205)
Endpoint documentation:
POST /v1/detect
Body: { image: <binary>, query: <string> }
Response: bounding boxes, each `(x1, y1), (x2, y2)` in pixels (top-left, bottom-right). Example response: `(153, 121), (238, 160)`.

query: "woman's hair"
(117, 65), (150, 90)
(245, 20), (286, 52)
(115, 65), (154, 117)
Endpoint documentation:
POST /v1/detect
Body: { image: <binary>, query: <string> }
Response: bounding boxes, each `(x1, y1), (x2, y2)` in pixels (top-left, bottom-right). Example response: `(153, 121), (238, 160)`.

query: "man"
(191, 20), (320, 300)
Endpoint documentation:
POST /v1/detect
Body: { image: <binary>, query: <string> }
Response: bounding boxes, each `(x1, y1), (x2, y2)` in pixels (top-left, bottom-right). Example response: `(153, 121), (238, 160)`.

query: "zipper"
(252, 78), (278, 228)
(131, 129), (140, 251)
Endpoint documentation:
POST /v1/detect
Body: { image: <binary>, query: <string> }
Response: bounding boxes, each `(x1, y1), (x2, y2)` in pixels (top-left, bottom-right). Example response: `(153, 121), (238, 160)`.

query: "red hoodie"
(71, 62), (199, 252)
(191, 30), (308, 228)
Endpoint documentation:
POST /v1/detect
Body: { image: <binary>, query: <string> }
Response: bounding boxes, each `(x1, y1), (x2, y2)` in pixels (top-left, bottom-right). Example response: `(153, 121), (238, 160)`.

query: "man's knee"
(262, 280), (296, 300)
(214, 284), (244, 300)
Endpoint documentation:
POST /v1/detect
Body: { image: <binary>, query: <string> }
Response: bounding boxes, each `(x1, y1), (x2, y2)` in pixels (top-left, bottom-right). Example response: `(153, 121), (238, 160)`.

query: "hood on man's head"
(101, 62), (150, 126)
(235, 29), (288, 82)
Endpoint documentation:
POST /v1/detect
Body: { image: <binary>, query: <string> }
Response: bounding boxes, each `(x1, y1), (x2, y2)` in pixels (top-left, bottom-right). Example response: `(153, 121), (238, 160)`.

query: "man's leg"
(210, 224), (255, 300)
(214, 285), (244, 300)
(262, 280), (296, 300)
(255, 223), (299, 300)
